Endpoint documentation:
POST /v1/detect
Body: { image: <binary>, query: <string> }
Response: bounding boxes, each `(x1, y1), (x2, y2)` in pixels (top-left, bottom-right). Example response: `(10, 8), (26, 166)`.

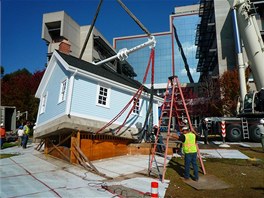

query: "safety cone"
(151, 181), (159, 198)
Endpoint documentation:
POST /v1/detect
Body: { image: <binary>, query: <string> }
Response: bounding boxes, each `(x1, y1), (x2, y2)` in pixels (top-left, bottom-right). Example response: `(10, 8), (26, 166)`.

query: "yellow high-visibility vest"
(24, 125), (30, 135)
(183, 132), (197, 154)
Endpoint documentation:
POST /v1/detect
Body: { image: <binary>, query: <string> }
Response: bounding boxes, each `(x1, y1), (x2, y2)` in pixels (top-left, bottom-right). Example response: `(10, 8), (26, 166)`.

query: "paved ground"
(0, 143), (169, 198)
(0, 141), (261, 198)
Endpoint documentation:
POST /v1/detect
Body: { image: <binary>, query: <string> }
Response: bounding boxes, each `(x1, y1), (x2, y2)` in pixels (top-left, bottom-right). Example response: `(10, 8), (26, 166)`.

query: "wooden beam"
(47, 138), (70, 161)
(47, 133), (72, 154)
(35, 139), (45, 151)
(72, 141), (112, 179)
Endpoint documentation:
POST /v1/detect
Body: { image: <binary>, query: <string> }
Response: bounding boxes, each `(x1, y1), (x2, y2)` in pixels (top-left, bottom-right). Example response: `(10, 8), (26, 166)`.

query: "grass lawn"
(164, 146), (264, 197)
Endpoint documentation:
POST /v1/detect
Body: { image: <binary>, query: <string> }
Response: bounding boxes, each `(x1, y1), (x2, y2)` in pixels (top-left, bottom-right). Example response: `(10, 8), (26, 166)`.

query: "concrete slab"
(0, 163), (28, 178)
(64, 166), (105, 181)
(199, 149), (222, 158)
(34, 170), (90, 189)
(107, 177), (169, 197)
(200, 149), (249, 159)
(0, 158), (15, 166)
(93, 155), (149, 178)
(217, 149), (249, 159)
(0, 175), (51, 198)
(55, 185), (115, 197)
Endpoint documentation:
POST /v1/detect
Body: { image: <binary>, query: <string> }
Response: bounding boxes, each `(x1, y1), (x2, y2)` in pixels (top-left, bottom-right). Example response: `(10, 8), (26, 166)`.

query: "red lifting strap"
(95, 48), (155, 134)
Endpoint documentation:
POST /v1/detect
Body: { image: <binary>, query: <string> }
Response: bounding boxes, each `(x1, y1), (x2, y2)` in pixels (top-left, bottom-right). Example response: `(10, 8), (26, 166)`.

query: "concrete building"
(42, 11), (136, 78)
(196, 0), (264, 86)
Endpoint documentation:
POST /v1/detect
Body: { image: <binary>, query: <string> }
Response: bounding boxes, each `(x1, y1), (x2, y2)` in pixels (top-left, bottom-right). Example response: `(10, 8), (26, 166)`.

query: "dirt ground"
(165, 144), (264, 198)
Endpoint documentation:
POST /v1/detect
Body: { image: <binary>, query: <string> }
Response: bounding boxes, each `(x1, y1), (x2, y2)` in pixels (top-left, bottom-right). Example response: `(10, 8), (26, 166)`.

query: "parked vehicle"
(0, 106), (18, 142)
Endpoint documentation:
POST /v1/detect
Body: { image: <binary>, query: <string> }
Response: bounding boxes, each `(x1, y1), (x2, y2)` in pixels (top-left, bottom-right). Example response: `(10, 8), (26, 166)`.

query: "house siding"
(70, 74), (152, 128)
(37, 61), (69, 123)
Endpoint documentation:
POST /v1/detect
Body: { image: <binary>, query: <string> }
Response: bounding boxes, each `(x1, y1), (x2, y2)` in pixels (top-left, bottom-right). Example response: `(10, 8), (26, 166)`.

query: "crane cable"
(115, 48), (155, 136)
(135, 49), (155, 142)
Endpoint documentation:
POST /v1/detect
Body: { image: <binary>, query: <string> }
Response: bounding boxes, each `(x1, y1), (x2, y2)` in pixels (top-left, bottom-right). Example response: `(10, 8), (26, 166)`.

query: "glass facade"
(114, 11), (200, 89)
(172, 14), (200, 83)
(115, 34), (173, 87)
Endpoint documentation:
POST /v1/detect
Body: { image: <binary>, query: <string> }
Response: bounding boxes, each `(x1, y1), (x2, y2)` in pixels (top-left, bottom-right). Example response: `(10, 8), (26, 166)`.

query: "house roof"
(56, 50), (149, 92)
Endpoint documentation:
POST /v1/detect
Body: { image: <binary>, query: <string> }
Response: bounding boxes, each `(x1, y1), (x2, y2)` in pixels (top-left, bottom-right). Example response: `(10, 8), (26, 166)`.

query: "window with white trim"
(40, 93), (47, 114)
(58, 79), (67, 103)
(97, 85), (110, 107)
(133, 98), (141, 115)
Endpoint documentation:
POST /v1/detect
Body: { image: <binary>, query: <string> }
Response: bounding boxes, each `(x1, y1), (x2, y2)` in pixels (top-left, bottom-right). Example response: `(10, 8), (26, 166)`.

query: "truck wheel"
(226, 124), (242, 142)
(249, 125), (261, 142)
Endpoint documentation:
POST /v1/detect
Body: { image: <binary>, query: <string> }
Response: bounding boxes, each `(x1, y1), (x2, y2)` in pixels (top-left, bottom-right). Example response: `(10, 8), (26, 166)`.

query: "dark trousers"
(184, 152), (199, 180)
(157, 135), (165, 153)
(0, 138), (5, 149)
(22, 134), (28, 148)
(204, 130), (208, 144)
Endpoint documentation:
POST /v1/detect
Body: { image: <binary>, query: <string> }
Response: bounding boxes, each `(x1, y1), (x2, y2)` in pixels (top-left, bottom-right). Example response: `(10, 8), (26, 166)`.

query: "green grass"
(0, 142), (20, 159)
(2, 142), (18, 149)
(0, 153), (18, 159)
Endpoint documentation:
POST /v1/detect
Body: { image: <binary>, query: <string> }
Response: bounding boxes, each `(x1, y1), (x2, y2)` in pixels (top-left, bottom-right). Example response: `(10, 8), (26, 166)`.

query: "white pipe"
(93, 36), (156, 65)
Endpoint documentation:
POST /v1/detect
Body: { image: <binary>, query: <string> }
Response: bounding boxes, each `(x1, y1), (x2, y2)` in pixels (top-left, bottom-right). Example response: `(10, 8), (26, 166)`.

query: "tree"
(196, 76), (223, 117)
(0, 66), (4, 76)
(1, 68), (45, 123)
(219, 67), (250, 116)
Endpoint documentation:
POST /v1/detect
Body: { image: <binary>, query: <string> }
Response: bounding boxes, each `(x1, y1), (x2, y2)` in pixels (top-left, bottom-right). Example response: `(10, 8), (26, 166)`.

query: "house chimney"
(59, 39), (71, 55)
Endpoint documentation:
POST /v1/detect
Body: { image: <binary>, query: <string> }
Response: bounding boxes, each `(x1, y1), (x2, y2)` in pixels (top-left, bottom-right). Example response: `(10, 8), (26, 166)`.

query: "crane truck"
(206, 0), (264, 142)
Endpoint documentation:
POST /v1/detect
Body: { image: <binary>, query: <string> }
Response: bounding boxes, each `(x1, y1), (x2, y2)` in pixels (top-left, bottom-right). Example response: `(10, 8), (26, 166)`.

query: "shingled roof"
(57, 50), (150, 92)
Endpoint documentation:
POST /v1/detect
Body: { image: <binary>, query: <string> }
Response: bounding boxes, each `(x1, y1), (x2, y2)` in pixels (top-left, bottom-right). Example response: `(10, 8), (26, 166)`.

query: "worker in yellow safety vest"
(22, 121), (30, 149)
(170, 126), (199, 181)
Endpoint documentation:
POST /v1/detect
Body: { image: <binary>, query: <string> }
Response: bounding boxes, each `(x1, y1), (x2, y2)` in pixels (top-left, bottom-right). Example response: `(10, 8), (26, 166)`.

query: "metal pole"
(79, 0), (104, 59)
(116, 0), (151, 37)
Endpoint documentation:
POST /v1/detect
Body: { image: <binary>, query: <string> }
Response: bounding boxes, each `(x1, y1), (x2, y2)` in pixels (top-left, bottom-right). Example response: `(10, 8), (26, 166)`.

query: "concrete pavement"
(0, 143), (169, 198)
(0, 141), (260, 197)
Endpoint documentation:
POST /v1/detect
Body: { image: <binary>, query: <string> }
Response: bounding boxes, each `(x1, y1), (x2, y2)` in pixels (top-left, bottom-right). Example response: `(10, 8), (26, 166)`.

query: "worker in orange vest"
(0, 123), (6, 149)
(170, 126), (199, 181)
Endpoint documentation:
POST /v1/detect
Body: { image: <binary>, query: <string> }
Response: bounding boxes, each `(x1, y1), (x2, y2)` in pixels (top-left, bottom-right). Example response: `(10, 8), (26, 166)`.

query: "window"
(58, 79), (67, 103)
(40, 93), (47, 114)
(97, 85), (110, 107)
(133, 98), (141, 115)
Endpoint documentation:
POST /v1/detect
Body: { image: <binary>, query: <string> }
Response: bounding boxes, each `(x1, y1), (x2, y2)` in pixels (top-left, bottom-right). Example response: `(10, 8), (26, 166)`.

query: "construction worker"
(153, 125), (165, 153)
(202, 118), (209, 144)
(170, 126), (199, 181)
(0, 123), (6, 149)
(22, 121), (30, 149)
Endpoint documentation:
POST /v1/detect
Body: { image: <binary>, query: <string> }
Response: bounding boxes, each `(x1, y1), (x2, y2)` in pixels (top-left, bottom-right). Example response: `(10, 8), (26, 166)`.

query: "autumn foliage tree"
(1, 68), (45, 123)
(219, 67), (250, 117)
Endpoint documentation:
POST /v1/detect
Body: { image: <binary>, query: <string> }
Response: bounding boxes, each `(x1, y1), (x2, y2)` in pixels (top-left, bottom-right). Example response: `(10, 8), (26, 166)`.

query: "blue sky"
(1, 0), (199, 75)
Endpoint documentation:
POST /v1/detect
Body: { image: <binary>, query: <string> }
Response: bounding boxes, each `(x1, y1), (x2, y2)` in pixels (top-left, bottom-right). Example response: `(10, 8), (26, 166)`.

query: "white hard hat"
(260, 119), (264, 124)
(183, 119), (188, 124)
(182, 126), (189, 131)
(204, 118), (208, 122)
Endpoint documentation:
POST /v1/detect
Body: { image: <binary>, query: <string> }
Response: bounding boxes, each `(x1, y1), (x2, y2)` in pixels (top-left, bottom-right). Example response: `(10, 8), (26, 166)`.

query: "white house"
(34, 50), (162, 141)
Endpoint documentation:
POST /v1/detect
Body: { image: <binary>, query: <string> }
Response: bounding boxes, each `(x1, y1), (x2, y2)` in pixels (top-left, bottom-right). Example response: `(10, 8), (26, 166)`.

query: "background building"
(196, 0), (264, 88)
(42, 11), (136, 78)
